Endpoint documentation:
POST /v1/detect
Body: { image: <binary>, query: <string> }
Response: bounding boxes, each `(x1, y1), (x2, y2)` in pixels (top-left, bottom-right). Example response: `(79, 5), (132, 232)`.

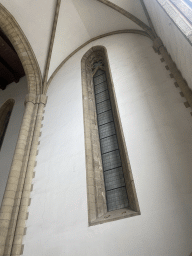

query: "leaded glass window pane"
(93, 68), (129, 212)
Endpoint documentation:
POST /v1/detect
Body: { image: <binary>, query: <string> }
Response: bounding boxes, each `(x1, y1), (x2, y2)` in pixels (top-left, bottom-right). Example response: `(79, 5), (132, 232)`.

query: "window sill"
(89, 208), (141, 226)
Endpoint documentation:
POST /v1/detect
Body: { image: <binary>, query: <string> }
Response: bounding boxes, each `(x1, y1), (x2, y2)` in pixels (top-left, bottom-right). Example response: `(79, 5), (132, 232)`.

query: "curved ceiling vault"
(0, 0), (56, 75)
(48, 0), (150, 79)
(108, 0), (149, 25)
(0, 0), (150, 82)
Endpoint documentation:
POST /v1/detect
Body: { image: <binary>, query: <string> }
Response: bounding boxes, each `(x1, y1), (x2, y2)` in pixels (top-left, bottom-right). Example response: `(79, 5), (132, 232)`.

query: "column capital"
(25, 93), (36, 105)
(25, 94), (47, 105)
(36, 94), (48, 105)
(153, 37), (164, 52)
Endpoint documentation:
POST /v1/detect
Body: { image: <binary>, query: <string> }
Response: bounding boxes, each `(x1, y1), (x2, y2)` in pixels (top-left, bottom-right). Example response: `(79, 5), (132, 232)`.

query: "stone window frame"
(81, 46), (140, 226)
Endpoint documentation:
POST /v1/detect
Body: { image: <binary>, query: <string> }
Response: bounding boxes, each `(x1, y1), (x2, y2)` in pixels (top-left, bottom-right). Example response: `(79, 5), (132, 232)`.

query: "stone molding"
(42, 0), (61, 94)
(82, 46), (140, 226)
(140, 0), (158, 37)
(0, 4), (42, 94)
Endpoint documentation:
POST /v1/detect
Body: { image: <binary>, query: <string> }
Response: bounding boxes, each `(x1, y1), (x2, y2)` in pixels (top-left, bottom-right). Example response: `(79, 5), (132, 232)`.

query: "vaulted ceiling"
(0, 0), (149, 85)
(48, 0), (149, 78)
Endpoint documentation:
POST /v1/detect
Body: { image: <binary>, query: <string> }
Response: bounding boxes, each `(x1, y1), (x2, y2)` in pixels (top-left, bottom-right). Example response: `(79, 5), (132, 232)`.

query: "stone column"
(11, 95), (47, 256)
(0, 93), (47, 256)
(0, 93), (36, 256)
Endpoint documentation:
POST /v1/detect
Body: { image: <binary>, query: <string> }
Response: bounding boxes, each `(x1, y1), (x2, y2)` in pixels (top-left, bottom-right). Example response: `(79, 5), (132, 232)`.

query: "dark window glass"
(93, 68), (129, 212)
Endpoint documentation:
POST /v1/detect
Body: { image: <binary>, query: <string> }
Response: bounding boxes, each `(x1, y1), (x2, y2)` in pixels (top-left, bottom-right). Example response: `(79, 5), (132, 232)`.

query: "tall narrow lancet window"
(93, 65), (128, 212)
(82, 46), (140, 226)
(0, 99), (15, 150)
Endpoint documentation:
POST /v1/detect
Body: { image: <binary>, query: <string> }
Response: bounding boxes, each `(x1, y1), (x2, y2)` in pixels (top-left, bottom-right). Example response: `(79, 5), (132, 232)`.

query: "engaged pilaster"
(0, 93), (47, 256)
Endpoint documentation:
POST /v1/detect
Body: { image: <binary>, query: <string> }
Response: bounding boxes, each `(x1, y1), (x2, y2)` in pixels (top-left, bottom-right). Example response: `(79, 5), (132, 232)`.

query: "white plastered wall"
(0, 77), (27, 205)
(144, 0), (192, 90)
(110, 0), (149, 25)
(23, 34), (192, 256)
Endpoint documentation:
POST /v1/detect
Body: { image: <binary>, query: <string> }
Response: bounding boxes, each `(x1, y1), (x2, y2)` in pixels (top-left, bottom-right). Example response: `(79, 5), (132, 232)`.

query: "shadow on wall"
(0, 98), (15, 150)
